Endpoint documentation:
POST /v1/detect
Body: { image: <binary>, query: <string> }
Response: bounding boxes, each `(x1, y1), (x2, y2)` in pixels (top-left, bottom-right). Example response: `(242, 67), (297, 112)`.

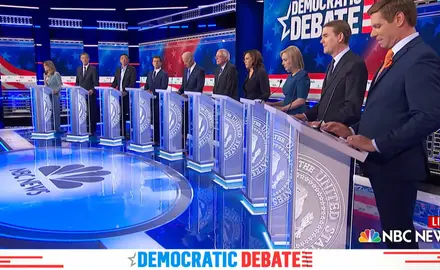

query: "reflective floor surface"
(0, 128), (439, 249)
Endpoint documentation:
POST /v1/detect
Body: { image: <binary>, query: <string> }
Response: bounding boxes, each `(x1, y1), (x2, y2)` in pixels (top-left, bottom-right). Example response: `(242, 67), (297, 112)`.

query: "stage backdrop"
(0, 38), (36, 122)
(262, 0), (440, 100)
(98, 42), (129, 86)
(139, 30), (236, 92)
(50, 40), (84, 85)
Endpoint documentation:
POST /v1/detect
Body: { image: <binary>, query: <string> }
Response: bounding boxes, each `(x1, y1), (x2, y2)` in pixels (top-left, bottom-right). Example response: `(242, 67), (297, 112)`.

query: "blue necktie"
(187, 69), (191, 81)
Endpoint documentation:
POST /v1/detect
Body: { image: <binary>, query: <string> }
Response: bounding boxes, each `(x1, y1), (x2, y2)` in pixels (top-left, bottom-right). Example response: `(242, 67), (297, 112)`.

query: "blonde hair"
(280, 46), (305, 70)
(44, 60), (56, 75)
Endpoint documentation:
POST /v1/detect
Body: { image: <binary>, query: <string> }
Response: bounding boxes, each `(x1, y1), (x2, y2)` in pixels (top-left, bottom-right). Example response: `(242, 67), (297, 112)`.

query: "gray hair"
(217, 49), (230, 61)
(182, 51), (194, 61)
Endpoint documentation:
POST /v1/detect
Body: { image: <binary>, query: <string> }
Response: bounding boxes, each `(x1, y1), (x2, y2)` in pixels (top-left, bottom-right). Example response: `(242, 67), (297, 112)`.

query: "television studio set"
(1, 0), (440, 268)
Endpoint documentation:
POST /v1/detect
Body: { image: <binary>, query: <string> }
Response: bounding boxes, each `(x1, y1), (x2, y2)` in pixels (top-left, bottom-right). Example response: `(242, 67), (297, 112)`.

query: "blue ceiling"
(0, 0), (225, 25)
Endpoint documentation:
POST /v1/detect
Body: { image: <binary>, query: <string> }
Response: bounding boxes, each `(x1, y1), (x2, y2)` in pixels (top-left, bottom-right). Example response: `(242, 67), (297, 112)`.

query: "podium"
(65, 86), (90, 142)
(240, 98), (268, 215)
(29, 84), (56, 139)
(185, 91), (214, 172)
(126, 88), (155, 152)
(157, 89), (186, 160)
(265, 105), (368, 249)
(96, 87), (123, 146)
(212, 94), (244, 189)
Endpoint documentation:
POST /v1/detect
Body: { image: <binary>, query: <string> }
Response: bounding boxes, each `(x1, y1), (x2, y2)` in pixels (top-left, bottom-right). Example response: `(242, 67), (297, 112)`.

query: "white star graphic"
(277, 3), (291, 41)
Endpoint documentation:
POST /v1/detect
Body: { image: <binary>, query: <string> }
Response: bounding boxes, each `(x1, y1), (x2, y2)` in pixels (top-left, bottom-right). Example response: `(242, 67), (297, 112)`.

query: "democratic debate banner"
(263, 0), (440, 100)
(139, 30), (236, 92)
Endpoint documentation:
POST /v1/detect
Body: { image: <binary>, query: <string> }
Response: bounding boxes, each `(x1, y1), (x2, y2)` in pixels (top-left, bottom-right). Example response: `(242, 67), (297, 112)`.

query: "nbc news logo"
(10, 164), (111, 196)
(39, 164), (111, 189)
(359, 228), (440, 244)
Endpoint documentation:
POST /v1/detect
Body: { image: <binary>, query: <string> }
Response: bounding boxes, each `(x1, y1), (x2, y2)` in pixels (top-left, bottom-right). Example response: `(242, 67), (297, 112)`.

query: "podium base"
(240, 196), (267, 215)
(187, 159), (214, 173)
(31, 132), (55, 140)
(158, 150), (183, 161)
(127, 143), (154, 153)
(261, 232), (289, 249)
(66, 134), (89, 142)
(99, 137), (123, 146)
(212, 173), (243, 189)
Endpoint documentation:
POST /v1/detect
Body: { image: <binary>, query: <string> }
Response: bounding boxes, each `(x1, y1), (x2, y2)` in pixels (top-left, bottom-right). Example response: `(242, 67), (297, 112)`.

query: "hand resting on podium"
(321, 122), (376, 152)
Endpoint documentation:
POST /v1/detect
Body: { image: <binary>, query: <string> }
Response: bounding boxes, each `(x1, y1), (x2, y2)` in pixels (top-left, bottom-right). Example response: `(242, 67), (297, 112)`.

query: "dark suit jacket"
(305, 50), (368, 126)
(75, 65), (99, 93)
(243, 67), (270, 101)
(144, 69), (169, 95)
(111, 65), (137, 92)
(353, 36), (440, 181)
(178, 64), (205, 94)
(213, 62), (238, 100)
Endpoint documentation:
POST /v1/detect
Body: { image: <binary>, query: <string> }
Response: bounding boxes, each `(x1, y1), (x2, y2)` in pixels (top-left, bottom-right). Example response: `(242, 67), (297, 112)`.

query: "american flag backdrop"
(0, 38), (36, 90)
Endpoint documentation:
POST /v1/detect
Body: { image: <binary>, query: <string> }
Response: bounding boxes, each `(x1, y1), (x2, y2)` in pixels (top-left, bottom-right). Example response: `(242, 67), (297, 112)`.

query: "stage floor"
(0, 128), (439, 249)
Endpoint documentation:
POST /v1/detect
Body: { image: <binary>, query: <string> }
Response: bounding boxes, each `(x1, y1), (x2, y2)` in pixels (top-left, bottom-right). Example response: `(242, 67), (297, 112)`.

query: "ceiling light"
(0, 4), (38, 9)
(125, 7), (188, 11)
(50, 7), (116, 11)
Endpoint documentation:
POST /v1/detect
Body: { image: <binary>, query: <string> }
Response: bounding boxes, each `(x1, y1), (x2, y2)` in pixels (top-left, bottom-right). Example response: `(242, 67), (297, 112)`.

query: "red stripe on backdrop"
(364, 0), (375, 5)
(362, 26), (372, 34)
(363, 13), (370, 20)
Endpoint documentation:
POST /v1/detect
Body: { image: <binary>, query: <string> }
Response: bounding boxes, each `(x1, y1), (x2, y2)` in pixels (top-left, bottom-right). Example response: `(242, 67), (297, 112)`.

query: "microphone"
(312, 71), (349, 130)
(270, 79), (283, 97)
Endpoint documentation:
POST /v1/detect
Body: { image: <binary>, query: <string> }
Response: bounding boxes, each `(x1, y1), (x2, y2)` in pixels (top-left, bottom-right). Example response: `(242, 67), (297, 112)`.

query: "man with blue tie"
(144, 56), (169, 144)
(323, 0), (440, 249)
(178, 52), (205, 95)
(111, 54), (137, 132)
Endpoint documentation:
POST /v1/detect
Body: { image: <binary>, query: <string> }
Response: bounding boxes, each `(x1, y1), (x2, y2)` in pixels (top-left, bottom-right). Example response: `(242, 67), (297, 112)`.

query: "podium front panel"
(289, 134), (352, 249)
(98, 87), (123, 140)
(188, 94), (214, 165)
(243, 101), (268, 205)
(129, 89), (153, 146)
(267, 111), (296, 245)
(67, 87), (89, 136)
(213, 97), (244, 180)
(30, 85), (55, 134)
(159, 91), (185, 153)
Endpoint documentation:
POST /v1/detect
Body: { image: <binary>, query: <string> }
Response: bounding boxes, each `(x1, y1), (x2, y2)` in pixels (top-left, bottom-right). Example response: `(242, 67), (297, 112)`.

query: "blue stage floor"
(0, 128), (439, 249)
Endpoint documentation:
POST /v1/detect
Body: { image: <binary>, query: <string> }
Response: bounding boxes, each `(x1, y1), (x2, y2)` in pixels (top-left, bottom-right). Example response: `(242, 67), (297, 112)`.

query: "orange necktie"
(378, 49), (394, 76)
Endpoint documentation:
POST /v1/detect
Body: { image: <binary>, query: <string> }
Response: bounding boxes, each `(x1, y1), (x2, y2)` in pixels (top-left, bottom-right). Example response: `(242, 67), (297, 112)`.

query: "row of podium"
(29, 84), (367, 249)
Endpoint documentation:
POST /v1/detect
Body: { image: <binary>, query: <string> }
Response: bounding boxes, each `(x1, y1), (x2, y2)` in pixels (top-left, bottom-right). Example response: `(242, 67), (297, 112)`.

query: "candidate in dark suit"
(75, 52), (99, 134)
(213, 49), (238, 100)
(144, 56), (169, 144)
(178, 52), (205, 94)
(295, 20), (368, 127)
(323, 0), (440, 249)
(243, 49), (270, 101)
(178, 52), (206, 146)
(111, 54), (137, 129)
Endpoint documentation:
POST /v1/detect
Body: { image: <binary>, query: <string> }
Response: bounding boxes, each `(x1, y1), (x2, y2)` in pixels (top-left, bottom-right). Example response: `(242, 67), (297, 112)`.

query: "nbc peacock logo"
(359, 229), (382, 243)
(38, 164), (111, 189)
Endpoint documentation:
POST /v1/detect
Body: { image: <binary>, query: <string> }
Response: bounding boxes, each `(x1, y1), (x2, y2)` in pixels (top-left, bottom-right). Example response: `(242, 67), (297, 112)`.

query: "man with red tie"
(323, 0), (440, 249)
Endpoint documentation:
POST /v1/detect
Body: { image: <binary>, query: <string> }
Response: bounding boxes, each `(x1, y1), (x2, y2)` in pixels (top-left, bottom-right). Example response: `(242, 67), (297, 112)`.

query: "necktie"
(378, 49), (394, 76)
(152, 71), (156, 81)
(187, 69), (191, 81)
(328, 59), (335, 76)
(219, 67), (223, 78)
(83, 66), (86, 76)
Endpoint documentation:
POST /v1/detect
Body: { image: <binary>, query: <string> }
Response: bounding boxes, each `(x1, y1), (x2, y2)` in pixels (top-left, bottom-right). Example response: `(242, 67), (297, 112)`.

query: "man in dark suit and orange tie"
(213, 49), (238, 100)
(75, 52), (99, 135)
(144, 56), (169, 144)
(323, 0), (440, 249)
(178, 52), (205, 95)
(111, 54), (137, 129)
(294, 20), (368, 127)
